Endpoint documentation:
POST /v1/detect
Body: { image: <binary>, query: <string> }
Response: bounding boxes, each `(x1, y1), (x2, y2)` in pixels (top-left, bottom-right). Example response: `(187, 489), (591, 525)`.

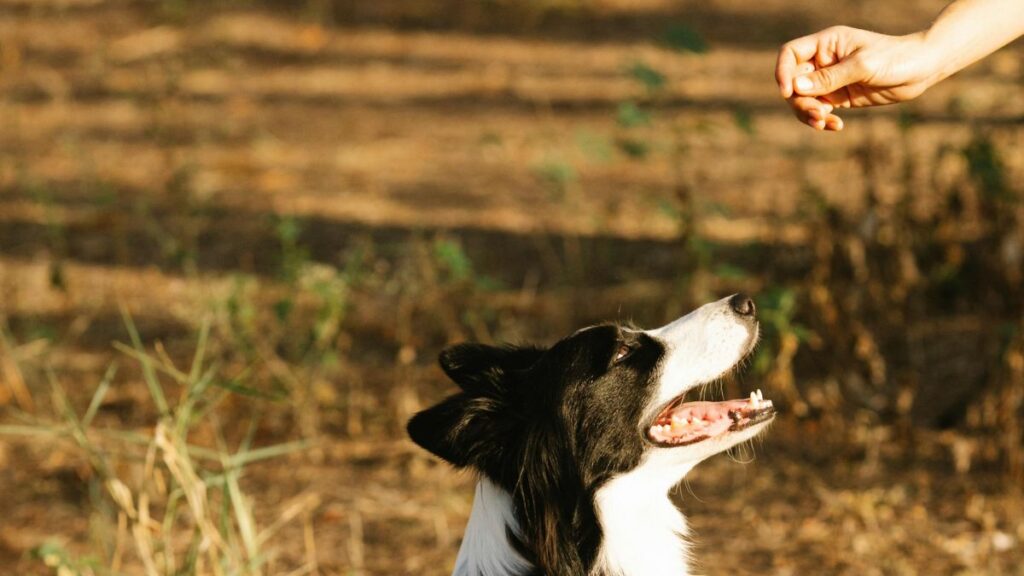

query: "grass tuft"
(2, 318), (317, 575)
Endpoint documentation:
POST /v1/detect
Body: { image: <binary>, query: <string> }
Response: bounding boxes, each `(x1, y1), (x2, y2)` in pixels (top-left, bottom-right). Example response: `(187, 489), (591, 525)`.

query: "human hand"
(775, 26), (940, 131)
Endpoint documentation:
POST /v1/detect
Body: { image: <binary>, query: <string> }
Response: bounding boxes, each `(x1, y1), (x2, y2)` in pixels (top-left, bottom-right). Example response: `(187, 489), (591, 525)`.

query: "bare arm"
(775, 0), (1024, 131)
(923, 0), (1024, 83)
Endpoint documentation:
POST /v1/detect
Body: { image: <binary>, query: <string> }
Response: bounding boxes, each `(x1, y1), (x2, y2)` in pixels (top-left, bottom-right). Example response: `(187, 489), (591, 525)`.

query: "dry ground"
(2, 0), (1024, 574)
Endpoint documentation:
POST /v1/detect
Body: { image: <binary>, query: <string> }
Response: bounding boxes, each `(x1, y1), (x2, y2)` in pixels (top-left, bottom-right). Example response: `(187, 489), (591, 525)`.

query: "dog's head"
(408, 293), (774, 488)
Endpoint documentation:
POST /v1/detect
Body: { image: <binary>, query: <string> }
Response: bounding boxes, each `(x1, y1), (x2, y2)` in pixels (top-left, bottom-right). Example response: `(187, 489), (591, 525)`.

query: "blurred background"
(1, 0), (1023, 574)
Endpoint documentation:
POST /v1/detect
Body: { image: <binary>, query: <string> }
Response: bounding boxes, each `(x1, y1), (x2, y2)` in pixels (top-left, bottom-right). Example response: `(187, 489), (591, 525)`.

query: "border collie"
(408, 294), (775, 576)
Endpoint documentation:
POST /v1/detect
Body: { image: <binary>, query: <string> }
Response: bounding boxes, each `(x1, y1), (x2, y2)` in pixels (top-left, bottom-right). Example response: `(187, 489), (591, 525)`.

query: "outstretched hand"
(775, 26), (939, 131)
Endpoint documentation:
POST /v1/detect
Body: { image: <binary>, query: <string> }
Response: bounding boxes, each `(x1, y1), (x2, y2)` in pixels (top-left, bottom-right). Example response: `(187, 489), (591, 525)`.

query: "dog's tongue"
(649, 393), (773, 445)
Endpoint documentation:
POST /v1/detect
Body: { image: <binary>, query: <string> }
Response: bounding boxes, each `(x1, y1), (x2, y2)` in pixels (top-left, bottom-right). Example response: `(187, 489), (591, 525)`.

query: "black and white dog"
(408, 294), (775, 576)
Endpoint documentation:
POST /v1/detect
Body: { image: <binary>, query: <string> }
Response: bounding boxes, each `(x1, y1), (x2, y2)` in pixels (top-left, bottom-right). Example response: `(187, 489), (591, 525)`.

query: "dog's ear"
(408, 343), (542, 470)
(438, 343), (543, 392)
(407, 392), (504, 468)
(409, 343), (541, 469)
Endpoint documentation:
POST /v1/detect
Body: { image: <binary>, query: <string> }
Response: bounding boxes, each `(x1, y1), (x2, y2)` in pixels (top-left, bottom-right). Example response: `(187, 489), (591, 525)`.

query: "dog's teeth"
(749, 391), (758, 406)
(756, 389), (763, 401)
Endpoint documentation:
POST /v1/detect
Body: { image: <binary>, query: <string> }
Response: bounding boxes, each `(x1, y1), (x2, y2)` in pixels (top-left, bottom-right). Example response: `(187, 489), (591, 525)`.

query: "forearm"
(922, 0), (1024, 82)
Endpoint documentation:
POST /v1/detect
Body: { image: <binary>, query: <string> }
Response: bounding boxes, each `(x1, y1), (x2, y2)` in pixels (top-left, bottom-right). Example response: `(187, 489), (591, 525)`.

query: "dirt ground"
(2, 0), (1024, 574)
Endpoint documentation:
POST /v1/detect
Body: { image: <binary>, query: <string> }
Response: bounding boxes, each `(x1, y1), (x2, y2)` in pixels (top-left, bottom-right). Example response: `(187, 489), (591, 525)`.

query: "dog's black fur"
(408, 325), (667, 576)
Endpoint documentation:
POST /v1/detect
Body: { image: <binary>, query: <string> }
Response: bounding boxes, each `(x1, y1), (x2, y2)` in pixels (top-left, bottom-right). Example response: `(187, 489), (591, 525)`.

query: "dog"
(408, 294), (775, 576)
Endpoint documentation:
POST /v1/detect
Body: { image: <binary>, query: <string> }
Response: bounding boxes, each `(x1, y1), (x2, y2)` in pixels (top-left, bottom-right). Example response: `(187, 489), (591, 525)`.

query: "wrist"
(908, 29), (953, 88)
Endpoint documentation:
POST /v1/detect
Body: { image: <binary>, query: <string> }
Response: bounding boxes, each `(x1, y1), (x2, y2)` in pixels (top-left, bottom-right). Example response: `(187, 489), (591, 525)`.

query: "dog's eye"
(613, 344), (633, 364)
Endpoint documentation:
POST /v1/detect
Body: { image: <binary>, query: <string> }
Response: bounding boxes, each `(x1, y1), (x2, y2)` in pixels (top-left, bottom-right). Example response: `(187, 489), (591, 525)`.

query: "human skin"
(775, 0), (1024, 131)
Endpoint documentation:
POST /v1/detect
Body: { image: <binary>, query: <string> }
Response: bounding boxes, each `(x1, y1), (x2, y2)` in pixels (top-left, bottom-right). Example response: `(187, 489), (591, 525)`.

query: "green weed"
(660, 24), (708, 54)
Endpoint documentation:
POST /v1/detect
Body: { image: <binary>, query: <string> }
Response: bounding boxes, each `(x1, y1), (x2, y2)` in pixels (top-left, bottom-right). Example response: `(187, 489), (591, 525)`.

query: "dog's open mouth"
(648, 390), (775, 446)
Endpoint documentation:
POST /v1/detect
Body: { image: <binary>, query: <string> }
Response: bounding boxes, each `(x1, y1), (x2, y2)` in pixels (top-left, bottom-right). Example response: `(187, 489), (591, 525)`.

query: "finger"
(793, 58), (867, 97)
(787, 95), (832, 130)
(823, 113), (844, 131)
(776, 34), (824, 98)
(816, 47), (836, 68)
(784, 63), (817, 98)
(807, 108), (828, 130)
(805, 107), (844, 131)
(789, 95), (833, 118)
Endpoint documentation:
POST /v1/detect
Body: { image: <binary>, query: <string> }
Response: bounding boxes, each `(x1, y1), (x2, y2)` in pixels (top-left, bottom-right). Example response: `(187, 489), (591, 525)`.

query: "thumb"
(792, 59), (865, 96)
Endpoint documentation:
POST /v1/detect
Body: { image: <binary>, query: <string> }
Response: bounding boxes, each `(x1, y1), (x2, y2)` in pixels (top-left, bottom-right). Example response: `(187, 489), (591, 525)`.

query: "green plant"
(433, 239), (473, 284)
(21, 178), (69, 291)
(963, 133), (1009, 200)
(31, 540), (102, 576)
(660, 24), (708, 54)
(269, 217), (351, 359)
(205, 217), (362, 441)
(732, 106), (756, 135)
(627, 61), (667, 93)
(432, 238), (501, 292)
(275, 216), (310, 285)
(534, 158), (578, 200)
(574, 130), (614, 164)
(753, 287), (815, 416)
(129, 163), (206, 276)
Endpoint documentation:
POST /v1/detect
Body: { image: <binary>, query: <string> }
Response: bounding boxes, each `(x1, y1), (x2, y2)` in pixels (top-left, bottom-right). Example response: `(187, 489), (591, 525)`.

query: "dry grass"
(2, 315), (318, 575)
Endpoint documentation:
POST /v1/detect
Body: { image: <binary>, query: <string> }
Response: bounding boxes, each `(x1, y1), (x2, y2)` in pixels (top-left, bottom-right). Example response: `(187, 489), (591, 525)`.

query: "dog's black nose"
(729, 293), (755, 317)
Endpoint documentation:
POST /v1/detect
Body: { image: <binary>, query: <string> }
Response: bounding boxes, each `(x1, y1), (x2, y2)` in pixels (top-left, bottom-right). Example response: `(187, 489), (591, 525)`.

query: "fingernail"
(795, 76), (814, 92)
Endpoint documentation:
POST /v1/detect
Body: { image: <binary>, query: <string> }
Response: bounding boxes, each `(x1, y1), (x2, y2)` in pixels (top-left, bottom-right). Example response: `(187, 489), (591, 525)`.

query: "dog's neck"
(591, 455), (696, 576)
(454, 458), (696, 576)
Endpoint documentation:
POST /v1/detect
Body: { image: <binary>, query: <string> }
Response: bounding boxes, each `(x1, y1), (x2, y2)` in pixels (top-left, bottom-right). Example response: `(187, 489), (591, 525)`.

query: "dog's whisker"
(680, 477), (705, 504)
